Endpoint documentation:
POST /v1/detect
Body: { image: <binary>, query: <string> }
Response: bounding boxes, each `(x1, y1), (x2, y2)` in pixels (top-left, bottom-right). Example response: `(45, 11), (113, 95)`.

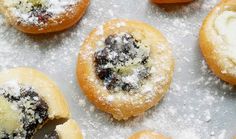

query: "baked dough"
(151, 0), (193, 4)
(199, 0), (236, 85)
(77, 19), (174, 120)
(44, 119), (83, 139)
(56, 119), (83, 139)
(0, 0), (3, 14)
(0, 67), (70, 138)
(128, 130), (170, 139)
(0, 0), (89, 34)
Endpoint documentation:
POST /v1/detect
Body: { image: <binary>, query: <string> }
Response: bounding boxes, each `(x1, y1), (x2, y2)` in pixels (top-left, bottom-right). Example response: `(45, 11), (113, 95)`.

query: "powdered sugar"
(96, 25), (104, 35)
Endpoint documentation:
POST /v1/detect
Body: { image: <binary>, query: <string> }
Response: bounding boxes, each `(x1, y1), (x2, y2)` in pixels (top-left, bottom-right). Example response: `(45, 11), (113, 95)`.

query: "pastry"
(199, 0), (236, 85)
(151, 0), (193, 4)
(77, 19), (175, 120)
(44, 119), (83, 139)
(0, 67), (70, 138)
(129, 130), (170, 139)
(0, 0), (89, 34)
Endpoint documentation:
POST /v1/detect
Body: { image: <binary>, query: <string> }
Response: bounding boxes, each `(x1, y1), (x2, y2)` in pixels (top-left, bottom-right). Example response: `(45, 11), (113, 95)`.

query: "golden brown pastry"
(44, 119), (83, 139)
(77, 19), (175, 120)
(0, 0), (89, 34)
(0, 67), (70, 138)
(200, 0), (236, 85)
(128, 130), (170, 139)
(151, 0), (193, 4)
(0, 1), (3, 13)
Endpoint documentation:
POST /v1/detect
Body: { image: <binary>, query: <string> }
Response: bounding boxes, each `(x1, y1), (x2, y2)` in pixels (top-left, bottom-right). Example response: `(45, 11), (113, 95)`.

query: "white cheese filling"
(215, 11), (236, 45)
(0, 96), (21, 137)
(214, 11), (236, 62)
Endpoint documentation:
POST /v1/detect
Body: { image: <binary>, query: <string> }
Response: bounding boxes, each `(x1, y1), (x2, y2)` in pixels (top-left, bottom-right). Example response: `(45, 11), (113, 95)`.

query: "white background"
(0, 0), (235, 138)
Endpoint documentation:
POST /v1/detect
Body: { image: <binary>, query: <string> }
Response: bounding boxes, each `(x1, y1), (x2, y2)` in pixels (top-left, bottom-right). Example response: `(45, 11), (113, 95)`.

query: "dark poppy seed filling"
(0, 84), (49, 139)
(29, 4), (52, 24)
(44, 131), (59, 139)
(15, 0), (53, 25)
(94, 33), (151, 92)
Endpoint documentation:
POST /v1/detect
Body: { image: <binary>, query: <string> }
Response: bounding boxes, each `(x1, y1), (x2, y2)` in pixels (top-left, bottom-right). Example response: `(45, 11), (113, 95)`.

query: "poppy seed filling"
(94, 33), (151, 92)
(5, 0), (78, 26)
(0, 83), (48, 139)
(14, 0), (53, 25)
(44, 130), (59, 139)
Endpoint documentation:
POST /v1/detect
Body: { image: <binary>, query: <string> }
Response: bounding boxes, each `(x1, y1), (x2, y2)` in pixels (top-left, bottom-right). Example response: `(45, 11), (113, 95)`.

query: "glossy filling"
(94, 33), (151, 92)
(0, 82), (48, 139)
(4, 0), (78, 26)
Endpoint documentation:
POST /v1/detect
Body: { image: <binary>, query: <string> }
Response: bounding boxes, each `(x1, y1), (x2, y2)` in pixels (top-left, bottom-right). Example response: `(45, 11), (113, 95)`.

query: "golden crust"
(77, 19), (174, 120)
(128, 130), (170, 139)
(55, 119), (83, 139)
(220, 0), (235, 3)
(1, 0), (89, 34)
(151, 0), (192, 4)
(199, 0), (236, 85)
(0, 67), (70, 119)
(0, 0), (3, 14)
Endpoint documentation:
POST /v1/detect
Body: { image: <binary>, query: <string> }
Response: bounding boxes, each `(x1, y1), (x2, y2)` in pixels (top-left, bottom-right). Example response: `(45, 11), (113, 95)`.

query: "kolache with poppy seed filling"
(0, 0), (89, 34)
(77, 19), (175, 120)
(0, 67), (70, 138)
(200, 0), (236, 85)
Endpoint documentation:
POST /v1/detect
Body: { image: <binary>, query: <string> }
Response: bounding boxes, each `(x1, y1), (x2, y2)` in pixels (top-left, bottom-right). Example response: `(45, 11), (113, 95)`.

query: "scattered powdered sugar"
(106, 95), (114, 102)
(1, 80), (21, 96)
(46, 0), (80, 14)
(116, 21), (126, 28)
(96, 25), (104, 35)
(1, 0), (236, 139)
(176, 128), (200, 139)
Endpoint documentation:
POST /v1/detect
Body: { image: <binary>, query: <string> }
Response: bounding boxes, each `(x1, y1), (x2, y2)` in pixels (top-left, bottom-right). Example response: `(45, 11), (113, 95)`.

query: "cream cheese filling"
(214, 11), (236, 64)
(0, 96), (21, 136)
(215, 11), (236, 45)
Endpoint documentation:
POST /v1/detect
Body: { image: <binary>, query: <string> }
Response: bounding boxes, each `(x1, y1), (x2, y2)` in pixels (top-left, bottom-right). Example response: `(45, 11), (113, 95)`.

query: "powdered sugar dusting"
(1, 0), (236, 139)
(3, 0), (80, 26)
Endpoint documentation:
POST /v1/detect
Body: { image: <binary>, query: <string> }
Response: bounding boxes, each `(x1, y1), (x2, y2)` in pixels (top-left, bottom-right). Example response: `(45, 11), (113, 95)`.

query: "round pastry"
(0, 67), (70, 138)
(151, 0), (193, 4)
(129, 130), (170, 139)
(77, 19), (174, 120)
(44, 119), (83, 139)
(0, 0), (89, 34)
(199, 0), (236, 85)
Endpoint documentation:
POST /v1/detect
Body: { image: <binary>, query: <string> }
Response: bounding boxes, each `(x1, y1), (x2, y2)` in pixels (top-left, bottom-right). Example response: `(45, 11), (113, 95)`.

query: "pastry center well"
(94, 33), (151, 92)
(4, 0), (78, 26)
(214, 11), (236, 45)
(0, 82), (48, 139)
(4, 0), (51, 25)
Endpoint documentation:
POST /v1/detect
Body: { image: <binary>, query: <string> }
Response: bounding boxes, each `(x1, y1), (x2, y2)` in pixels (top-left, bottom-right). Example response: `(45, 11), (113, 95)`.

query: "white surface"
(0, 0), (235, 139)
